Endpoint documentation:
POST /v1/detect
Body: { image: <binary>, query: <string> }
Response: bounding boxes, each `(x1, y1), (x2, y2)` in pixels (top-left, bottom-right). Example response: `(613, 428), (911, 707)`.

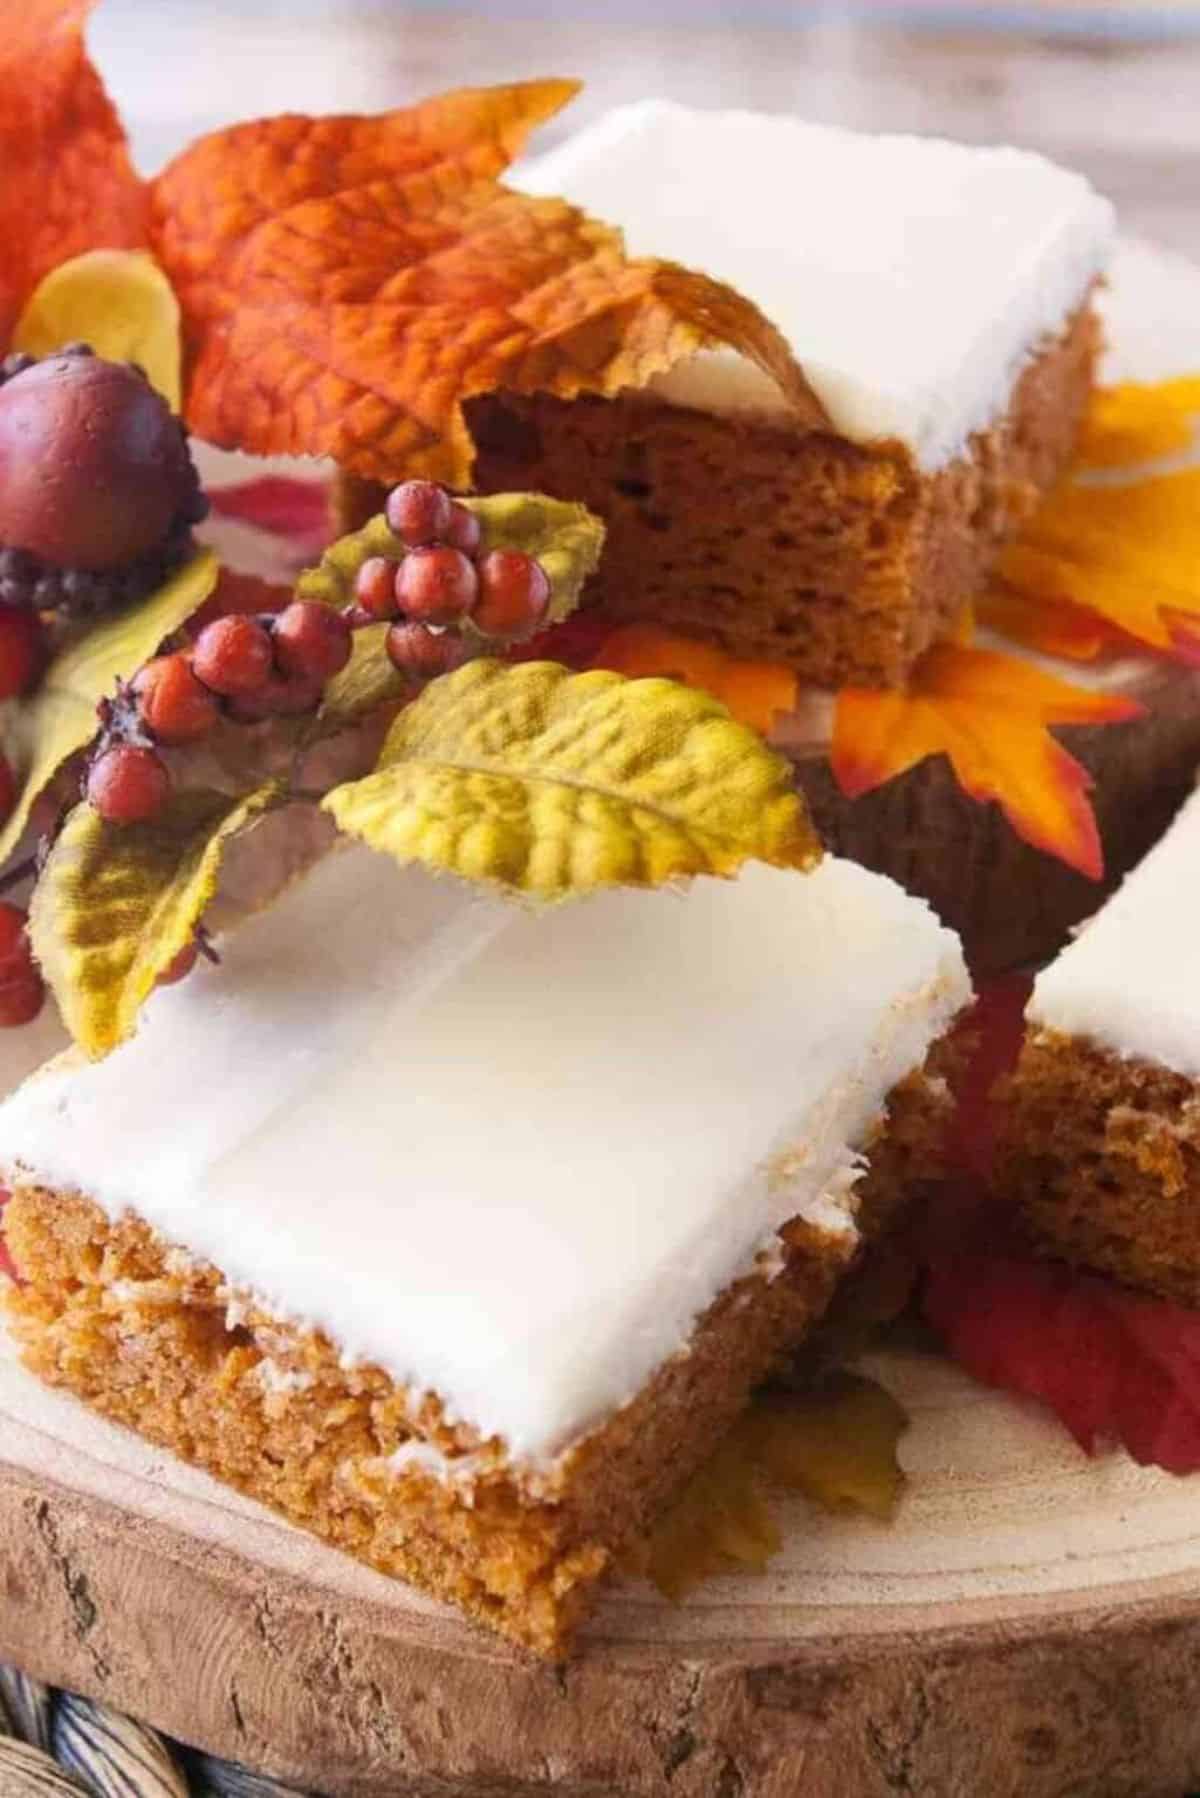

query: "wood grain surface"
(4, 1327), (1200, 1797)
(3, 10), (1200, 1795)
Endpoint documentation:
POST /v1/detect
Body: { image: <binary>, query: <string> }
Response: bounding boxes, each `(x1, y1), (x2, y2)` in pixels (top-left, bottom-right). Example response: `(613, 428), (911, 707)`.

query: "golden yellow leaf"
(997, 469), (1200, 658)
(0, 551), (219, 867)
(833, 642), (1143, 879)
(322, 658), (819, 898)
(747, 1373), (908, 1521)
(628, 1429), (781, 1602)
(12, 248), (182, 408)
(1077, 376), (1200, 471)
(30, 783), (282, 1059)
(300, 492), (605, 729)
(631, 1371), (908, 1601)
(593, 624), (799, 736)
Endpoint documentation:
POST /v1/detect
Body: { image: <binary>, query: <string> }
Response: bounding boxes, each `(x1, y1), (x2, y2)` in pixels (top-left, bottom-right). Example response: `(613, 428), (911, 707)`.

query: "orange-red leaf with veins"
(0, 0), (147, 343)
(149, 85), (827, 485)
(833, 643), (1143, 879)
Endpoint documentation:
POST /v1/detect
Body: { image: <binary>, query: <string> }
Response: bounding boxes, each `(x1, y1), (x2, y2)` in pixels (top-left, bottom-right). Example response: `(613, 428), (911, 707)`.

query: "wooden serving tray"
(3, 1328), (1199, 1797)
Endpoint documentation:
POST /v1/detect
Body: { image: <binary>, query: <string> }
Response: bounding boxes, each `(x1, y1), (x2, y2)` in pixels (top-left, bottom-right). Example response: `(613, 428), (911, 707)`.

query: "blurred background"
(91, 1), (1200, 255)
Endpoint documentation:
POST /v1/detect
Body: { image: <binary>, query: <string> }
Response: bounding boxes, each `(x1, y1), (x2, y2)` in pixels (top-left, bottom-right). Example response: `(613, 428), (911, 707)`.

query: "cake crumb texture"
(1002, 1030), (1200, 1306)
(460, 300), (1099, 689)
(4, 1066), (951, 1657)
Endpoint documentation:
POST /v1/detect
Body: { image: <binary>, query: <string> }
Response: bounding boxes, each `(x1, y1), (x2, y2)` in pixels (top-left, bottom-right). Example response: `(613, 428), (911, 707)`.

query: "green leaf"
(0, 551), (219, 867)
(322, 658), (819, 898)
(297, 493), (605, 728)
(30, 782), (282, 1060)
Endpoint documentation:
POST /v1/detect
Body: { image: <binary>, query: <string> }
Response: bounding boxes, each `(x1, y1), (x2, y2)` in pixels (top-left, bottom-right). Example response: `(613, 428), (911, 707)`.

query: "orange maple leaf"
(148, 86), (825, 485)
(996, 467), (1200, 660)
(975, 584), (1120, 663)
(593, 624), (799, 735)
(1076, 376), (1200, 471)
(0, 0), (147, 344)
(832, 643), (1143, 879)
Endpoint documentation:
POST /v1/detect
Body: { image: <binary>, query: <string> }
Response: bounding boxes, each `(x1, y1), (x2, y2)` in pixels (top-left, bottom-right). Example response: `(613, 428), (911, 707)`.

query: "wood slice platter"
(3, 1325), (1200, 1798)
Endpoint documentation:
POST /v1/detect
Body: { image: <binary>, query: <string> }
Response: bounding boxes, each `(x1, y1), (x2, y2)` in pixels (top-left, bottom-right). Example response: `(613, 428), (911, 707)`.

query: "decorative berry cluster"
(357, 480), (551, 681)
(85, 599), (356, 825)
(84, 482), (553, 829)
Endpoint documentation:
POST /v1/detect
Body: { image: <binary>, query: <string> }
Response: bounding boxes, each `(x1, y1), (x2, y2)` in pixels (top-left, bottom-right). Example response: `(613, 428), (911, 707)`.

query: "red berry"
(353, 555), (400, 620)
(227, 672), (327, 722)
(0, 356), (195, 570)
(473, 549), (551, 639)
(0, 603), (46, 699)
(192, 614), (274, 697)
(394, 546), (478, 627)
(0, 902), (43, 1029)
(86, 744), (170, 825)
(132, 653), (220, 745)
(445, 501), (481, 557)
(272, 601), (352, 683)
(0, 752), (13, 821)
(385, 480), (452, 548)
(385, 622), (469, 682)
(157, 941), (198, 986)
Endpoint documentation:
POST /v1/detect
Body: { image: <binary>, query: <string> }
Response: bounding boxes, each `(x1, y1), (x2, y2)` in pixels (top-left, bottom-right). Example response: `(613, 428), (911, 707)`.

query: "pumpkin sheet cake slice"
(1003, 785), (1200, 1306)
(0, 845), (969, 1655)
(471, 102), (1114, 688)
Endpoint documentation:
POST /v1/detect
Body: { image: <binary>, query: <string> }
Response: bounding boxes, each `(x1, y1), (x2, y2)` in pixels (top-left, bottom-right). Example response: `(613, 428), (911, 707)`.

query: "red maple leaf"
(924, 977), (1200, 1475)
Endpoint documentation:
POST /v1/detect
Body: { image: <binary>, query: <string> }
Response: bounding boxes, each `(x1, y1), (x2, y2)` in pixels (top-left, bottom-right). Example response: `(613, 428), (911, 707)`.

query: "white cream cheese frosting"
(0, 847), (967, 1464)
(511, 101), (1114, 469)
(1029, 786), (1200, 1077)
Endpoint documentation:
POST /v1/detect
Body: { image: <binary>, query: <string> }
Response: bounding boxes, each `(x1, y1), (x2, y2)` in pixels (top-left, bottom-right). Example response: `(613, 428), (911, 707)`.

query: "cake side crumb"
(4, 1063), (953, 1657)
(1001, 1029), (1200, 1306)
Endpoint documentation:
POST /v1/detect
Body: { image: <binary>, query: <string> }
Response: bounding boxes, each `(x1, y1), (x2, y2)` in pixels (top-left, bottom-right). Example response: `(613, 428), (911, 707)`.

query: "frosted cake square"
(1003, 787), (1200, 1306)
(1, 848), (968, 1654)
(468, 103), (1114, 687)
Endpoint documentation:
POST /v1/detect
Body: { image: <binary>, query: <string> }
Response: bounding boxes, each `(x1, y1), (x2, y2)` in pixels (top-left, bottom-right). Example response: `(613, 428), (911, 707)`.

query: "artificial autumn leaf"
(147, 84), (825, 485)
(996, 468), (1200, 660)
(12, 249), (181, 407)
(630, 1373), (908, 1601)
(206, 476), (332, 551)
(975, 583), (1117, 663)
(924, 1233), (1200, 1475)
(0, 551), (219, 866)
(943, 973), (1034, 1184)
(832, 642), (1143, 880)
(0, 0), (148, 345)
(30, 783), (282, 1059)
(1076, 376), (1200, 471)
(301, 492), (604, 728)
(592, 624), (799, 736)
(323, 658), (819, 898)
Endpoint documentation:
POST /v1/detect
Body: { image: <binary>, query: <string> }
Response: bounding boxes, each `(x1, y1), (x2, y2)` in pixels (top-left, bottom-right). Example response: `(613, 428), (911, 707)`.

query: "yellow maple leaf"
(592, 624), (799, 736)
(997, 468), (1200, 659)
(1076, 376), (1200, 470)
(832, 642), (1143, 879)
(12, 248), (182, 408)
(631, 1372), (908, 1602)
